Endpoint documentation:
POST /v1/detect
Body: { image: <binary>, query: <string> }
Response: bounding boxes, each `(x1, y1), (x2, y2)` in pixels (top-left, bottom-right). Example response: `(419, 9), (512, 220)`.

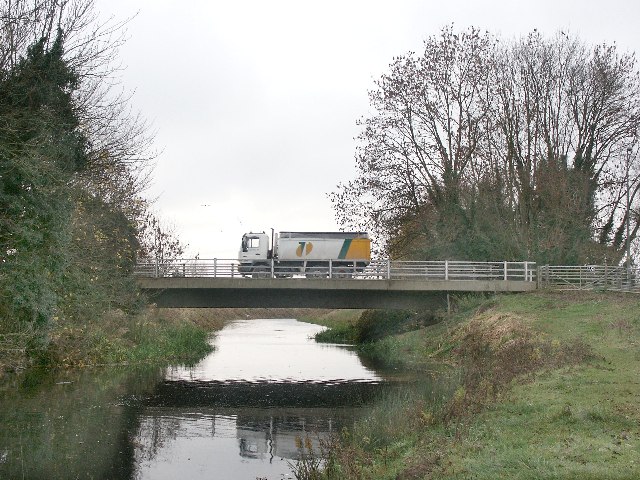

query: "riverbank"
(0, 307), (336, 378)
(310, 291), (640, 479)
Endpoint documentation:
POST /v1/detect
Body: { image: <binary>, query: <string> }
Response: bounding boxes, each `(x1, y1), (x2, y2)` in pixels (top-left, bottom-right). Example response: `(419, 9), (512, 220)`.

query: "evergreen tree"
(0, 33), (86, 333)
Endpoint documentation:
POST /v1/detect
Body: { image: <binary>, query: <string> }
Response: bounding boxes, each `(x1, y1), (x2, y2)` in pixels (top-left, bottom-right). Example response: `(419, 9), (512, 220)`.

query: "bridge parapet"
(134, 259), (537, 283)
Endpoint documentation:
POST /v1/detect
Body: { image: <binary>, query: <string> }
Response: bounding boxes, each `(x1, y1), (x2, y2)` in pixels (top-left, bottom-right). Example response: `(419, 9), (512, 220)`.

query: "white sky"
(96, 0), (640, 259)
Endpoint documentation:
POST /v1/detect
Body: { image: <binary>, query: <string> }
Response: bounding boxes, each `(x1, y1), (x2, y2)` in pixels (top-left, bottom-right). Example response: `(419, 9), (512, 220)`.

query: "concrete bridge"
(135, 259), (537, 309)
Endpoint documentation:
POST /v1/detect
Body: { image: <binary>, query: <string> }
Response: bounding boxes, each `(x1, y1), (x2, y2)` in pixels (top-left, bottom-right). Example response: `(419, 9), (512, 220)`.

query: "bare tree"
(332, 26), (494, 256)
(491, 32), (640, 262)
(0, 0), (155, 212)
(333, 27), (640, 264)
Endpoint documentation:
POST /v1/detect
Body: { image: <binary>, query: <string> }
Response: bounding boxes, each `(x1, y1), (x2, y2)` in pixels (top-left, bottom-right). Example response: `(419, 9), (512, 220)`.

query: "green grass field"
(307, 291), (640, 479)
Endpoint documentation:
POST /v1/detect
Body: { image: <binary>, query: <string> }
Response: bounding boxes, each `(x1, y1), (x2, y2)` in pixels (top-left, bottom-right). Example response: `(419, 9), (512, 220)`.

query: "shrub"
(355, 309), (437, 343)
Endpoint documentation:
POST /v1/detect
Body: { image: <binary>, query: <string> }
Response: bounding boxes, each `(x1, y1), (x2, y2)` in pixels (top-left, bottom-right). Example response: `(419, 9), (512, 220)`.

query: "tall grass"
(28, 307), (223, 369)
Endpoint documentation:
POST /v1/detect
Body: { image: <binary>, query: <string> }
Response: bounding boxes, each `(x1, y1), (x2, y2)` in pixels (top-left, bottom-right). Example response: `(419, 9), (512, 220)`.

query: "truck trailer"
(238, 231), (371, 278)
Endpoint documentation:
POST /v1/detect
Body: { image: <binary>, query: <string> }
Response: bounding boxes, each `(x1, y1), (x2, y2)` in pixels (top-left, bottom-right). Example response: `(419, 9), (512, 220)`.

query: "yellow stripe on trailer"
(344, 238), (371, 260)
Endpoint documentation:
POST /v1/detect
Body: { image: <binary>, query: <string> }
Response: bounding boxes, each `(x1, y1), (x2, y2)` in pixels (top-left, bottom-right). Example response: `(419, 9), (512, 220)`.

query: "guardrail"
(134, 259), (537, 282)
(538, 265), (640, 293)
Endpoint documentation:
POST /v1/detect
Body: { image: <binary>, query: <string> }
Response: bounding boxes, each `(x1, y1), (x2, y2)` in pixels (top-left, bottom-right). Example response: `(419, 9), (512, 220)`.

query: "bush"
(314, 323), (358, 344)
(355, 309), (436, 343)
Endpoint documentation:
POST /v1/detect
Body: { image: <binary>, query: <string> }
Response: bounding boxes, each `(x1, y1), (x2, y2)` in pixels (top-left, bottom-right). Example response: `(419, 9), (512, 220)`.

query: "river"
(0, 318), (397, 479)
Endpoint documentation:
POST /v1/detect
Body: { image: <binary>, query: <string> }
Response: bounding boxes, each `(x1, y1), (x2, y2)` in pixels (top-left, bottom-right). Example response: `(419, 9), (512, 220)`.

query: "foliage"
(314, 308), (443, 370)
(0, 1), (179, 372)
(288, 436), (326, 480)
(60, 191), (142, 321)
(355, 309), (434, 343)
(36, 307), (224, 369)
(0, 34), (83, 332)
(332, 27), (640, 265)
(315, 308), (439, 352)
(314, 323), (359, 344)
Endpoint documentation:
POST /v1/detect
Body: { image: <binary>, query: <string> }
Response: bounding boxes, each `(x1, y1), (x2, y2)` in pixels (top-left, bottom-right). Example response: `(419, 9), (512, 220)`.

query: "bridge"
(135, 259), (537, 309)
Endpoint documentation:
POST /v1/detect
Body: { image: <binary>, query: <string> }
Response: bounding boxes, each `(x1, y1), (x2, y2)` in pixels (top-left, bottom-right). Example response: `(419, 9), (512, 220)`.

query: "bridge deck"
(137, 261), (536, 309)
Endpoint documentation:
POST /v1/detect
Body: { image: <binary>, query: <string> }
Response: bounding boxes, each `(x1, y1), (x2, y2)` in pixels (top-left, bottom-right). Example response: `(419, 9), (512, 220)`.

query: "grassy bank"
(305, 291), (640, 479)
(0, 307), (341, 377)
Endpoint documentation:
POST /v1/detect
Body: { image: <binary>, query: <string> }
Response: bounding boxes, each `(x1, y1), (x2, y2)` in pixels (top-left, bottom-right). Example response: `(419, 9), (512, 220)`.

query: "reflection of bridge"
(136, 406), (353, 463)
(148, 379), (386, 408)
(138, 379), (388, 461)
(135, 259), (537, 309)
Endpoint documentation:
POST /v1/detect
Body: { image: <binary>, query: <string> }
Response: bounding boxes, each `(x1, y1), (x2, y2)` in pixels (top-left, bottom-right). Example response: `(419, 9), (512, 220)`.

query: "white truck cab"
(239, 232), (270, 263)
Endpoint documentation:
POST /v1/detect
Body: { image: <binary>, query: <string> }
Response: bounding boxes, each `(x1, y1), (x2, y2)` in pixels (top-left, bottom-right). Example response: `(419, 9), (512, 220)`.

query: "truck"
(238, 231), (371, 278)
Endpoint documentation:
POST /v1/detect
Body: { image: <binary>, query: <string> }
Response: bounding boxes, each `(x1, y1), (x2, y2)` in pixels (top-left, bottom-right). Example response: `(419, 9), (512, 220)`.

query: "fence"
(134, 259), (536, 282)
(538, 265), (640, 293)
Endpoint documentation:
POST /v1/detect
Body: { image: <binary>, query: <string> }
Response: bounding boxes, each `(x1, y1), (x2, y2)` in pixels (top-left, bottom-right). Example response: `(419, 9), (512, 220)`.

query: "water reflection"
(166, 318), (380, 383)
(0, 319), (392, 480)
(132, 319), (386, 480)
(134, 409), (351, 479)
(0, 366), (163, 480)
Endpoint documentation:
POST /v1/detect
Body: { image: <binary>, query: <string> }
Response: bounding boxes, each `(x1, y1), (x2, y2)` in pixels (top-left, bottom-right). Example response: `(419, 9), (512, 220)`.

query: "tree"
(0, 1), (161, 351)
(0, 33), (86, 331)
(490, 32), (640, 263)
(333, 27), (495, 259)
(332, 27), (640, 265)
(137, 210), (187, 265)
(0, 0), (155, 218)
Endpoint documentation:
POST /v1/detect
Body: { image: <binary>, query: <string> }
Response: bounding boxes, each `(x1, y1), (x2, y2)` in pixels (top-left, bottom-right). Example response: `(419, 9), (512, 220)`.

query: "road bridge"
(135, 259), (537, 309)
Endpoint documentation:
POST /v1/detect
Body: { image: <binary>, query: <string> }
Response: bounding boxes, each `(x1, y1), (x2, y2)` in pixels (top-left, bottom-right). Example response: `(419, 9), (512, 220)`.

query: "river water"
(0, 318), (394, 480)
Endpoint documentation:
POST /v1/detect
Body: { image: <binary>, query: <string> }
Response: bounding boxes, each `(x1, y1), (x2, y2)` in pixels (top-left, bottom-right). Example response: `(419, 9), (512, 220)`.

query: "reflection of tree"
(135, 416), (165, 462)
(0, 366), (162, 479)
(134, 412), (194, 462)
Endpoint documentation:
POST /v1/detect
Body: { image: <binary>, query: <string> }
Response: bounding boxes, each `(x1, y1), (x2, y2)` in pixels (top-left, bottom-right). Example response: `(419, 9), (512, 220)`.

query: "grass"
(298, 291), (640, 479)
(1, 307), (340, 375)
(40, 307), (225, 367)
(311, 308), (445, 369)
(301, 310), (362, 344)
(299, 309), (364, 330)
(439, 291), (640, 480)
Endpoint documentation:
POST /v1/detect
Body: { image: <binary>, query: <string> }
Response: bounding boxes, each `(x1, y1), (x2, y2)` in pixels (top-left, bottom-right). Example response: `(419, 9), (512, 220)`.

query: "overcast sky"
(96, 0), (640, 259)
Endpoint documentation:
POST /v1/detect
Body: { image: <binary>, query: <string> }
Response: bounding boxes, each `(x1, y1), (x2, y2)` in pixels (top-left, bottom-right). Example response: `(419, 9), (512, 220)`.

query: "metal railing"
(538, 265), (640, 293)
(134, 259), (537, 282)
